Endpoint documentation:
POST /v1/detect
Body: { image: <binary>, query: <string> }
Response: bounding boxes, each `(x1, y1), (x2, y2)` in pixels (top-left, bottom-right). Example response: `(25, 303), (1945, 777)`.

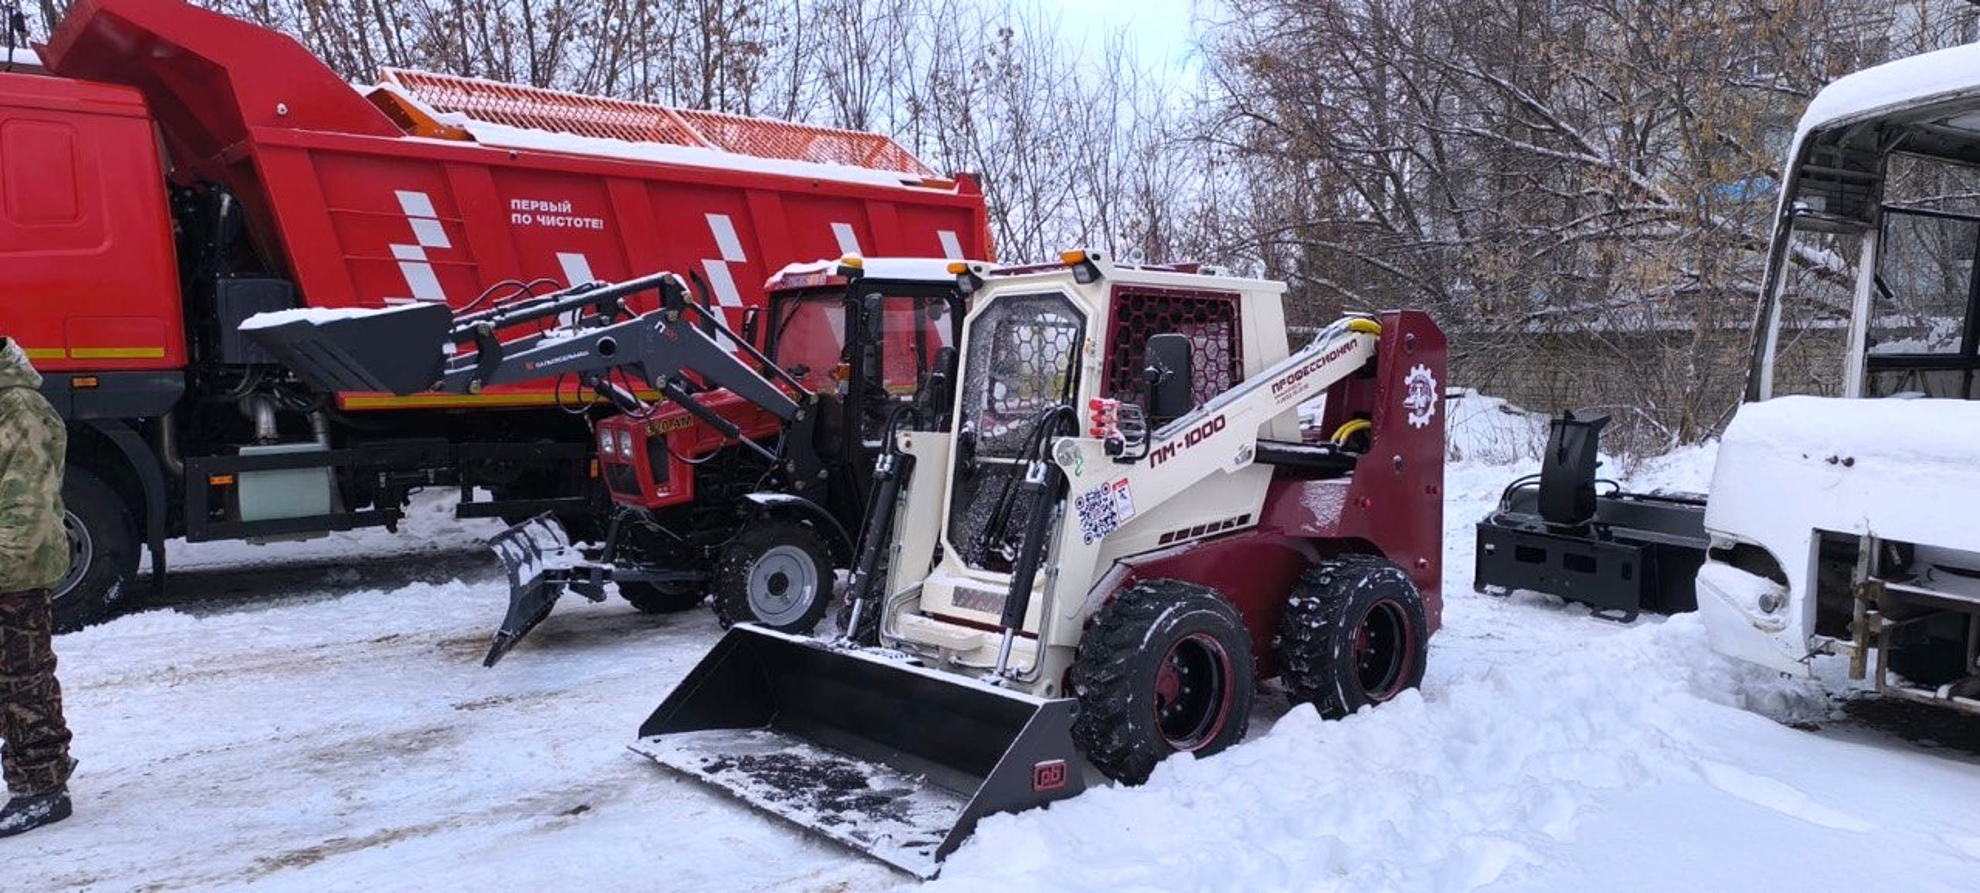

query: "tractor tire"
(1278, 554), (1428, 719)
(51, 466), (140, 633)
(1070, 579), (1254, 785)
(619, 582), (706, 614)
(711, 520), (834, 634)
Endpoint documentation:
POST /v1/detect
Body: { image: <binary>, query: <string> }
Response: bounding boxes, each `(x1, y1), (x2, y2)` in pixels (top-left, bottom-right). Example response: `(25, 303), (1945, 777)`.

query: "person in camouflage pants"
(0, 334), (76, 837)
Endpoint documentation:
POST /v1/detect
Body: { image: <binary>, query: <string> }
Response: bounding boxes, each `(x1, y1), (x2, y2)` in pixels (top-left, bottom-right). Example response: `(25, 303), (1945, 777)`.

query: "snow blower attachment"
(634, 252), (1447, 874)
(244, 271), (826, 662)
(1473, 411), (1707, 620)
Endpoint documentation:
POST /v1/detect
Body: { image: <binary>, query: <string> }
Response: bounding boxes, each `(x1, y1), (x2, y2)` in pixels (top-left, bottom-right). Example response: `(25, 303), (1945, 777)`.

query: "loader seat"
(1254, 439), (1359, 479)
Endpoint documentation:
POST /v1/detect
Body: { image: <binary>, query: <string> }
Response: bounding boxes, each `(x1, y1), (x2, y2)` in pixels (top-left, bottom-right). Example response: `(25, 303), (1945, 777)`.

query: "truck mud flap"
(631, 626), (1086, 877)
(484, 513), (581, 667)
(241, 303), (452, 396)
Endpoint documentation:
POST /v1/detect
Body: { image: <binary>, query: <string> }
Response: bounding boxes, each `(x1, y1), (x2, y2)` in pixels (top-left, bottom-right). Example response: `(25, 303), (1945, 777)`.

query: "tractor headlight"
(598, 429), (616, 457)
(617, 430), (634, 457)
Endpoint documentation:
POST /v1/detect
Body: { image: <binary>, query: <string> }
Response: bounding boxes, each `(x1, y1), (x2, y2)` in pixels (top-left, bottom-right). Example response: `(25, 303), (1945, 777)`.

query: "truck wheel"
(50, 466), (139, 633)
(619, 582), (705, 614)
(711, 520), (833, 634)
(1279, 555), (1427, 719)
(1070, 579), (1254, 785)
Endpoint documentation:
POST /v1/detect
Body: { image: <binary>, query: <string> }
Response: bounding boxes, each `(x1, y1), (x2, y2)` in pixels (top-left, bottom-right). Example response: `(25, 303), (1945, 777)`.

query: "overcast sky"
(1048, 0), (1203, 74)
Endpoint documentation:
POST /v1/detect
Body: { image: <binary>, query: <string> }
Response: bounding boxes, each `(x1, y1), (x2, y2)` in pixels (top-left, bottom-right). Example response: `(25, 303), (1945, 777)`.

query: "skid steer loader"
(633, 251), (1446, 875)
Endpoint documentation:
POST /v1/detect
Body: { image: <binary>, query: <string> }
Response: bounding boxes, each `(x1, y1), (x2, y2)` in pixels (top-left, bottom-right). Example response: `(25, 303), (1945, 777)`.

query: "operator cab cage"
(1751, 43), (1980, 402)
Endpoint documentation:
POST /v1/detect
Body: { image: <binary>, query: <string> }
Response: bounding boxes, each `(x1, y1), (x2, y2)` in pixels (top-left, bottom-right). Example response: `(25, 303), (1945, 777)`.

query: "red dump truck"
(1, 0), (989, 628)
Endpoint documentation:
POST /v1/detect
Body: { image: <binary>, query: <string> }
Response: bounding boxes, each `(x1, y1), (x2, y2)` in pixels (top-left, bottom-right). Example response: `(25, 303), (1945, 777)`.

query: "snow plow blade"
(630, 626), (1086, 877)
(483, 513), (581, 667)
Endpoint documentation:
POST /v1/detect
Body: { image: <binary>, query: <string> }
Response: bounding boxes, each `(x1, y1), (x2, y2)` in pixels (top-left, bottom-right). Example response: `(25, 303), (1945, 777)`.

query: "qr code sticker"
(1075, 486), (1119, 545)
(1075, 479), (1136, 545)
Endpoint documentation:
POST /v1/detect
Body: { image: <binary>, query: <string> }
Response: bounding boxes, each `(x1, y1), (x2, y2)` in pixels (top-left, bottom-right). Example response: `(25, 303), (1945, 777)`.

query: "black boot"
(0, 790), (71, 838)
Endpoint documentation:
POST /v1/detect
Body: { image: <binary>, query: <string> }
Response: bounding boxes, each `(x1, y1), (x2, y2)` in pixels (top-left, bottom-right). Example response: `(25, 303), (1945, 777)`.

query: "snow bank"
(1444, 389), (1548, 465)
(931, 616), (1843, 893)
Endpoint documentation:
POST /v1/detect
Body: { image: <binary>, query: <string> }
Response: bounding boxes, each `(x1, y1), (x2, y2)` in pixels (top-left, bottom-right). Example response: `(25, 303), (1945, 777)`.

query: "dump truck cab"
(1702, 43), (1980, 712)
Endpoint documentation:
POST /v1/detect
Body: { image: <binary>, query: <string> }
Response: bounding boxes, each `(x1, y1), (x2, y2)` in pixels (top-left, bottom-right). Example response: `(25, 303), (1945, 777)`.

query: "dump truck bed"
(31, 0), (988, 407)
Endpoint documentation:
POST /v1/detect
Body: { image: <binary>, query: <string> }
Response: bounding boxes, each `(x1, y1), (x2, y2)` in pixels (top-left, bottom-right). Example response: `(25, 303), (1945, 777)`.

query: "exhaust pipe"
(631, 626), (1086, 877)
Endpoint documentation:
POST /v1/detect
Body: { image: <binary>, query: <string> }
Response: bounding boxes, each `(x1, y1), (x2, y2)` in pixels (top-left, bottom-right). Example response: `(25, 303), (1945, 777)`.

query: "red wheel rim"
(1354, 598), (1413, 701)
(1152, 632), (1234, 751)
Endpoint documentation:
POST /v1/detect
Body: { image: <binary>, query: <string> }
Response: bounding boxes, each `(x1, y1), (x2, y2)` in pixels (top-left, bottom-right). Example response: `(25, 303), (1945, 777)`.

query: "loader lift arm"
(243, 270), (831, 664)
(244, 270), (822, 475)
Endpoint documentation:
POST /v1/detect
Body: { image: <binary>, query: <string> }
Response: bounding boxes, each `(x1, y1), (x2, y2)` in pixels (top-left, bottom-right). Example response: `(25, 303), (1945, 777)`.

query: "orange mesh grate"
(381, 68), (936, 178)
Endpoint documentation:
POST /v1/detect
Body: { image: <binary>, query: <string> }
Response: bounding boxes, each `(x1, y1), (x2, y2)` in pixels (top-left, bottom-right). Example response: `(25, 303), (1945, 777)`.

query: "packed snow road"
(10, 398), (1980, 892)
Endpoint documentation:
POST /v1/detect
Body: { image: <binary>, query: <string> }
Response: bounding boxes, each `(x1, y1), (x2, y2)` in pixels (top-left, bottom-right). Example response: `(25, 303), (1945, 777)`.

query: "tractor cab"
(756, 258), (968, 453)
(596, 257), (969, 515)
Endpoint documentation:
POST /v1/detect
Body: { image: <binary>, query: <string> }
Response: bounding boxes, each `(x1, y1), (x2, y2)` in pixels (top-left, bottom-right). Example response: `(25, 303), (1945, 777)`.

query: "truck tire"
(1070, 579), (1254, 785)
(619, 581), (705, 614)
(1278, 554), (1427, 719)
(711, 520), (833, 634)
(50, 466), (140, 633)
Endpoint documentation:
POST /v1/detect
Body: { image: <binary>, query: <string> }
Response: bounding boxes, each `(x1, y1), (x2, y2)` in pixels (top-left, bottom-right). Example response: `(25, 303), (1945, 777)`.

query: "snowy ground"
(11, 393), (1980, 892)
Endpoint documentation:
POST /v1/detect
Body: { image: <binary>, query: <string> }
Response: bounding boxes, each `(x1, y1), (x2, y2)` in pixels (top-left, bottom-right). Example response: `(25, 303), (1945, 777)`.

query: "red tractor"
(251, 258), (982, 663)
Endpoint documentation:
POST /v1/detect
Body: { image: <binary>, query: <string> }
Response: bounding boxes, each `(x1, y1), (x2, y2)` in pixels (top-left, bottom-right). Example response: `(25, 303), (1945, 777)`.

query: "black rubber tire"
(711, 520), (834, 634)
(619, 581), (706, 614)
(1070, 579), (1254, 785)
(50, 466), (140, 633)
(1279, 554), (1429, 719)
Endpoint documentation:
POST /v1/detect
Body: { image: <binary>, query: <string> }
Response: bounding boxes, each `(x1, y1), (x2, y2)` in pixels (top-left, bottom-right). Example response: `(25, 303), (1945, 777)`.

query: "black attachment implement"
(630, 627), (1086, 878)
(1474, 411), (1708, 620)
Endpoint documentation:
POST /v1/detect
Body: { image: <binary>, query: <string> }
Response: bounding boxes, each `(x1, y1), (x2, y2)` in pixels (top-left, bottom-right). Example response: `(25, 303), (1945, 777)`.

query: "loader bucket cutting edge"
(483, 514), (578, 667)
(630, 625), (1086, 877)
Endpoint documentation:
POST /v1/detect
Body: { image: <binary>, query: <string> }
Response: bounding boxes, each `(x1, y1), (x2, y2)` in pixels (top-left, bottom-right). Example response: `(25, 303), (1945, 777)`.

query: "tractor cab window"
(766, 288), (947, 396)
(1101, 290), (1243, 413)
(1867, 206), (1980, 398)
(768, 292), (848, 392)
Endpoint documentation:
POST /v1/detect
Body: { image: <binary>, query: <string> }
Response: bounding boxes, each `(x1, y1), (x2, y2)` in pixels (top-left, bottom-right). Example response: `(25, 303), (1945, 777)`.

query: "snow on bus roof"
(1795, 42), (1980, 143)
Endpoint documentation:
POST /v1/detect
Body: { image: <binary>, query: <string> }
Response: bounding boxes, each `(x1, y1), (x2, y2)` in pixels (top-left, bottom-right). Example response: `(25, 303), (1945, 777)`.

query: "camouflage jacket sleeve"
(0, 391), (70, 592)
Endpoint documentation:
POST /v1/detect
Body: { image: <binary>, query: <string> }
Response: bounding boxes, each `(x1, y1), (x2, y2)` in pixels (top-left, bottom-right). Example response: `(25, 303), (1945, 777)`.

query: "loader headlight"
(598, 429), (616, 457)
(617, 430), (635, 457)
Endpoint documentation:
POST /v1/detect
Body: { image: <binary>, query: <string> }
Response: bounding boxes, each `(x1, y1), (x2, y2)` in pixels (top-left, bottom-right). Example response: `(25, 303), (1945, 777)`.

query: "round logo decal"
(1404, 364), (1439, 429)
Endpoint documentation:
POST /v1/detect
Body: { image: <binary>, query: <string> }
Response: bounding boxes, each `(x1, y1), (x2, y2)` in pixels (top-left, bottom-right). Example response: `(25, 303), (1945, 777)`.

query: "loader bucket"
(631, 626), (1087, 877)
(483, 513), (580, 667)
(240, 303), (452, 396)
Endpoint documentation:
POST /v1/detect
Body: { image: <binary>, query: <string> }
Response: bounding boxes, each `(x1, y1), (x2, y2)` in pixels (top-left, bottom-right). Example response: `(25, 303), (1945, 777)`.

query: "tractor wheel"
(1070, 579), (1254, 785)
(51, 466), (140, 633)
(711, 520), (833, 634)
(1278, 554), (1428, 719)
(619, 582), (705, 614)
